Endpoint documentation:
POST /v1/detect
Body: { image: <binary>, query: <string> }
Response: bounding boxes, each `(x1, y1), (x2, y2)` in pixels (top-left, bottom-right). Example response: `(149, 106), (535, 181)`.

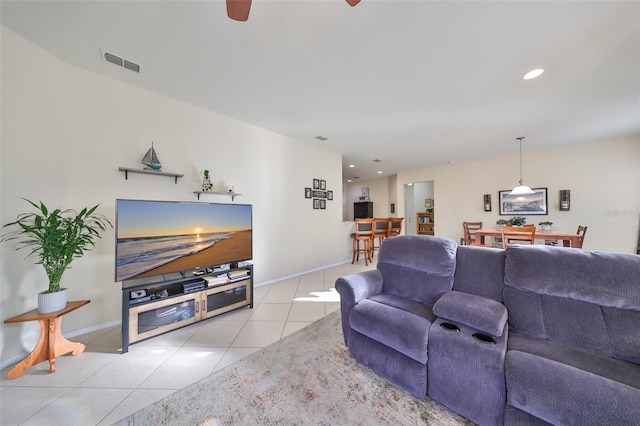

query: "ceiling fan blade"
(346, 0), (361, 6)
(227, 0), (252, 21)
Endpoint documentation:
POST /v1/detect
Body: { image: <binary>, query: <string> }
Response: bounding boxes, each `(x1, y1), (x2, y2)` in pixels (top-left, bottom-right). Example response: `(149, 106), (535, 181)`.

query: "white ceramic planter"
(37, 288), (68, 314)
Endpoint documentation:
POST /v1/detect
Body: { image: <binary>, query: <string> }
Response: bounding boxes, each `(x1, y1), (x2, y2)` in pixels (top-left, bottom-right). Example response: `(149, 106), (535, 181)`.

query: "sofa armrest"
(335, 269), (384, 345)
(433, 290), (508, 337)
(335, 269), (384, 306)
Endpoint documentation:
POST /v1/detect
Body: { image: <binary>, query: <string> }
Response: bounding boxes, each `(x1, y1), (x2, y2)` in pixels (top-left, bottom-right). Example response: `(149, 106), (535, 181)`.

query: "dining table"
(473, 228), (580, 248)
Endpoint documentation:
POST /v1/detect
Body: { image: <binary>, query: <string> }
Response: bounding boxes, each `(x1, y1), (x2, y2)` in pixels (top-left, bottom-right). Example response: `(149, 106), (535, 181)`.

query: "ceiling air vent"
(101, 49), (140, 73)
(123, 60), (140, 73)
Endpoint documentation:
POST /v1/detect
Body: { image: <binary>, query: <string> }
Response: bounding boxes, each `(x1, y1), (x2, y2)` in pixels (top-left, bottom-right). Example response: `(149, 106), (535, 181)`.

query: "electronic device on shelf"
(182, 280), (206, 293)
(131, 290), (146, 299)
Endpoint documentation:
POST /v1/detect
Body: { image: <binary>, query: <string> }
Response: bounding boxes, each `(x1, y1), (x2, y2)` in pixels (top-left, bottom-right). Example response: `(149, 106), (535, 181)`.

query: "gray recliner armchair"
(335, 235), (457, 397)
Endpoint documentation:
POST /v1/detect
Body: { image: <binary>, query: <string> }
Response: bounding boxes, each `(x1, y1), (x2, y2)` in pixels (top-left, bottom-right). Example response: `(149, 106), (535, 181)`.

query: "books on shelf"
(204, 273), (230, 287)
(228, 269), (250, 281)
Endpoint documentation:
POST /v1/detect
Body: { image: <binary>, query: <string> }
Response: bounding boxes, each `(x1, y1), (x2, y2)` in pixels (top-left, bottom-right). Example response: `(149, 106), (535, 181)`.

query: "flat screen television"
(115, 199), (252, 282)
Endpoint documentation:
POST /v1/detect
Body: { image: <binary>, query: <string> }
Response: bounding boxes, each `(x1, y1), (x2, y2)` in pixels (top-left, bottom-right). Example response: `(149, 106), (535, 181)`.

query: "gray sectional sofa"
(335, 235), (640, 425)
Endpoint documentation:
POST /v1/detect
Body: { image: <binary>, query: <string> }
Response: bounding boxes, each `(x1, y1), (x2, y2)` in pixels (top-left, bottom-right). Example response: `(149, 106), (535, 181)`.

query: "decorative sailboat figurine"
(141, 142), (162, 170)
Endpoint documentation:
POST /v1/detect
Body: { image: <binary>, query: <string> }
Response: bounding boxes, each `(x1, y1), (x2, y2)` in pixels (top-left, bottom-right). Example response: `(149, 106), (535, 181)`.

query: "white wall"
(345, 177), (390, 221)
(0, 27), (351, 365)
(395, 136), (640, 253)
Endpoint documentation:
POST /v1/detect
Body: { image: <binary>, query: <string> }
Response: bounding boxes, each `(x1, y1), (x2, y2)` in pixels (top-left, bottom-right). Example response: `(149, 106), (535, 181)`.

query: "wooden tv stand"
(121, 264), (253, 353)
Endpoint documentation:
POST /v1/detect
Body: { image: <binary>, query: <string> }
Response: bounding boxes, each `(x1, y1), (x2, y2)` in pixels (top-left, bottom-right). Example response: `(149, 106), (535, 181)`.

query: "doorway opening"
(404, 181), (434, 235)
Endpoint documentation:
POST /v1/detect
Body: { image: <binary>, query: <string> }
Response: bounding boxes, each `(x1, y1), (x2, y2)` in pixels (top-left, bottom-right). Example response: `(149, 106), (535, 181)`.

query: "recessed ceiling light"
(523, 68), (544, 80)
(347, 179), (352, 182)
(348, 164), (355, 168)
(377, 171), (383, 174)
(407, 183), (413, 186)
(315, 135), (328, 141)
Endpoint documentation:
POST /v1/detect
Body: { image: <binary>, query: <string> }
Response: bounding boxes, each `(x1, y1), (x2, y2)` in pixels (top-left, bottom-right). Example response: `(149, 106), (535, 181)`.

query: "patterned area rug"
(114, 311), (473, 425)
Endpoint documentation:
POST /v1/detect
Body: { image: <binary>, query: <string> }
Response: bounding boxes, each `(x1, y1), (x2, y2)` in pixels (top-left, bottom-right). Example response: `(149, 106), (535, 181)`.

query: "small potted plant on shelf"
(202, 169), (213, 192)
(1, 199), (112, 313)
(538, 221), (553, 231)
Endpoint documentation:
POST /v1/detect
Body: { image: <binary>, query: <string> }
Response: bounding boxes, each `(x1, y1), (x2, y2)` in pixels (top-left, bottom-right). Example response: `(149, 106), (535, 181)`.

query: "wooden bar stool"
(388, 218), (404, 237)
(352, 218), (374, 265)
(371, 218), (390, 258)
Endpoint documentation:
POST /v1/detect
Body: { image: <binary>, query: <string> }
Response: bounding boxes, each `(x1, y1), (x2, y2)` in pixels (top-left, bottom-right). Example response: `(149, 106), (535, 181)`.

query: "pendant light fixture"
(509, 137), (535, 195)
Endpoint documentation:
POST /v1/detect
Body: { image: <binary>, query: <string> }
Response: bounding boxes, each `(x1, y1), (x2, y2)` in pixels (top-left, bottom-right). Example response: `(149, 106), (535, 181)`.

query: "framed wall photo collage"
(305, 178), (333, 210)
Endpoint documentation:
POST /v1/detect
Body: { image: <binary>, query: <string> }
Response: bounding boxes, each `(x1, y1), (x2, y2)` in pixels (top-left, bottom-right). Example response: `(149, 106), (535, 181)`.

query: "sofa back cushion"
(504, 245), (640, 363)
(378, 235), (457, 306)
(454, 245), (506, 302)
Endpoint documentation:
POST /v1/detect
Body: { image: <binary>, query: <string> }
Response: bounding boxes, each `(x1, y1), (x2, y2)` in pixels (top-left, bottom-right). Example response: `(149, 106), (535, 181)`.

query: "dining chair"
(500, 225), (536, 249)
(371, 218), (390, 258)
(351, 218), (375, 265)
(462, 221), (483, 245)
(503, 224), (534, 246)
(388, 218), (404, 237)
(574, 225), (588, 248)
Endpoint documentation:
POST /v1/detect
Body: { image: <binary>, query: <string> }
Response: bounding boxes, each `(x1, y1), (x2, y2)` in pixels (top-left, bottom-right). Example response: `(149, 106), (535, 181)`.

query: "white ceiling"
(2, 0), (639, 182)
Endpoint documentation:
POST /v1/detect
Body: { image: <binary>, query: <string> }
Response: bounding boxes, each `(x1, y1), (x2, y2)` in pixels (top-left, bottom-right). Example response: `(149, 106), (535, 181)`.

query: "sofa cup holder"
(440, 322), (460, 332)
(472, 332), (496, 344)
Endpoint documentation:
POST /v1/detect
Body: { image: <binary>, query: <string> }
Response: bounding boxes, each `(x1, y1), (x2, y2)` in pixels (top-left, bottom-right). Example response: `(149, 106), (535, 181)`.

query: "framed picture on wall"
(425, 198), (434, 209)
(313, 199), (320, 209)
(320, 180), (326, 190)
(327, 191), (333, 200)
(305, 188), (312, 199)
(313, 179), (320, 190)
(498, 187), (548, 215)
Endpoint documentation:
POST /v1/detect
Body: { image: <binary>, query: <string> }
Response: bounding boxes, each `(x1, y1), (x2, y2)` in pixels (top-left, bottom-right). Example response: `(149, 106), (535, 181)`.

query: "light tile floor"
(0, 260), (375, 425)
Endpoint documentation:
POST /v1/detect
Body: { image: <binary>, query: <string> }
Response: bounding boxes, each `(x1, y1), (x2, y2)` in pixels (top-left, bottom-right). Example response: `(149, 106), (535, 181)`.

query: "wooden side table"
(4, 300), (90, 379)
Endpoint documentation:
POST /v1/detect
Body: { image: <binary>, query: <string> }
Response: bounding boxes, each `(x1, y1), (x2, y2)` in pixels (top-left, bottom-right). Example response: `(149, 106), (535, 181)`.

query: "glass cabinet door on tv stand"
(128, 292), (200, 344)
(203, 280), (252, 319)
(121, 264), (253, 353)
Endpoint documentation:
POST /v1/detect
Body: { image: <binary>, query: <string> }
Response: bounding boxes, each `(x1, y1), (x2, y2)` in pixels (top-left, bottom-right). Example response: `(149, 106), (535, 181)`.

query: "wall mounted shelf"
(119, 167), (183, 184)
(194, 191), (241, 201)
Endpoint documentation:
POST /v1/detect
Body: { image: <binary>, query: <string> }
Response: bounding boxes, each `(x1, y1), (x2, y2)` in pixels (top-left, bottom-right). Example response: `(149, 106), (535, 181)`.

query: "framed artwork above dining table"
(498, 187), (548, 215)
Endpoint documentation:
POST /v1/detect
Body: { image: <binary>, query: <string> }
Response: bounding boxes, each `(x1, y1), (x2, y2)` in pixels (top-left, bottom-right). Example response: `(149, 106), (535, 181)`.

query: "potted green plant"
(1, 199), (112, 313)
(496, 219), (510, 226)
(538, 221), (553, 231)
(202, 169), (212, 192)
(509, 216), (527, 226)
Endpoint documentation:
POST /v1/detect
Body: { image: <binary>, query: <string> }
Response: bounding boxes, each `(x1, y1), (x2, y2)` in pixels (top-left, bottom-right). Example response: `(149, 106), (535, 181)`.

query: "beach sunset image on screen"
(115, 200), (252, 282)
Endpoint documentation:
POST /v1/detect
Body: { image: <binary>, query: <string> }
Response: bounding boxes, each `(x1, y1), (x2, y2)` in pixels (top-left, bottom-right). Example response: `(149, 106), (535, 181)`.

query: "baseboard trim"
(254, 259), (351, 288)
